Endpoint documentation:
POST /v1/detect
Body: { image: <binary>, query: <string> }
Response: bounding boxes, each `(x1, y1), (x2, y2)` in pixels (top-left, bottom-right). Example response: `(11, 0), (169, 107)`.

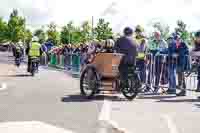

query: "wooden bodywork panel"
(91, 53), (124, 78)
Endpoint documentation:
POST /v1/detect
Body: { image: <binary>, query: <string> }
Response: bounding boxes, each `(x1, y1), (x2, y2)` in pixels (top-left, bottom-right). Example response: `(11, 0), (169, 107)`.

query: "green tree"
(7, 9), (26, 43)
(175, 20), (191, 44)
(80, 21), (92, 43)
(152, 22), (170, 40)
(34, 29), (46, 44)
(71, 27), (82, 44)
(0, 18), (8, 43)
(24, 29), (32, 44)
(60, 26), (69, 44)
(47, 22), (60, 45)
(61, 21), (84, 44)
(94, 18), (113, 41)
(60, 21), (75, 44)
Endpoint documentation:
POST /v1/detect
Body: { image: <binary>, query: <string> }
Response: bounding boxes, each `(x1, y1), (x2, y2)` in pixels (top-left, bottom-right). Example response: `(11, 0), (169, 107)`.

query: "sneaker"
(143, 86), (151, 92)
(176, 90), (186, 96)
(153, 87), (159, 93)
(166, 89), (176, 94)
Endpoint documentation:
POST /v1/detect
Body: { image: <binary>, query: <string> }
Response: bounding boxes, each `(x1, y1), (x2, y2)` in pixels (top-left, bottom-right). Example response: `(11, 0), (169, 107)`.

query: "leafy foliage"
(0, 18), (8, 43)
(7, 9), (26, 43)
(80, 21), (92, 43)
(175, 20), (191, 44)
(34, 29), (46, 44)
(61, 21), (92, 44)
(94, 18), (113, 41)
(47, 22), (60, 45)
(60, 21), (74, 44)
(152, 22), (170, 40)
(24, 29), (32, 44)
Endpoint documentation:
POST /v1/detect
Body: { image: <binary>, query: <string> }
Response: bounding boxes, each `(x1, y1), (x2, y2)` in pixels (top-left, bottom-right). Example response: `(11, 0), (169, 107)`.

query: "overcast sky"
(0, 0), (200, 33)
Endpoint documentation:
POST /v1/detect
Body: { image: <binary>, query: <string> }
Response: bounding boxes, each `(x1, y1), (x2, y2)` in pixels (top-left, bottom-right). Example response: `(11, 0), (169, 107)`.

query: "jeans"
(177, 72), (186, 90)
(168, 65), (176, 90)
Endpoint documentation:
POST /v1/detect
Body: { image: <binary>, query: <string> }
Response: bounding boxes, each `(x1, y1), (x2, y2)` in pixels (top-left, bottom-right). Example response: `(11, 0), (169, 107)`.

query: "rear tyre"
(80, 66), (99, 99)
(121, 76), (140, 100)
(31, 70), (35, 76)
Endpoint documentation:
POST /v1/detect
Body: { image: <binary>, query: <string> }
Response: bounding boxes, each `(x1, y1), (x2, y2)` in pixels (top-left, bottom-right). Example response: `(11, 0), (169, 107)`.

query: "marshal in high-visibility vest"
(136, 39), (146, 60)
(29, 42), (41, 57)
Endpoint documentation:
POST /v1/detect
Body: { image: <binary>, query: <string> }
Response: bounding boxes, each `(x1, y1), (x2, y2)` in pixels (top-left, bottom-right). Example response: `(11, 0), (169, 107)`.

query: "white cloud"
(0, 0), (199, 32)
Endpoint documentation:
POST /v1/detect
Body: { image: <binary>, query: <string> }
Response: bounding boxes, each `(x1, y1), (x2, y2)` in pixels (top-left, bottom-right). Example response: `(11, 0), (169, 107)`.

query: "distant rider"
(15, 41), (24, 60)
(26, 36), (42, 72)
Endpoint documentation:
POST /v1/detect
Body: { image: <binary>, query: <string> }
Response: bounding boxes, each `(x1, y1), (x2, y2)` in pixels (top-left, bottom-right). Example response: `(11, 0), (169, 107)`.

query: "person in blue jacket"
(191, 31), (200, 96)
(175, 34), (189, 96)
(167, 35), (177, 94)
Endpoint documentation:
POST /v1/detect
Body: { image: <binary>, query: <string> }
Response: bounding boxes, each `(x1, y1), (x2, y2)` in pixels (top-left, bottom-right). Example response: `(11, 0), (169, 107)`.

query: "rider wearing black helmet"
(114, 27), (138, 87)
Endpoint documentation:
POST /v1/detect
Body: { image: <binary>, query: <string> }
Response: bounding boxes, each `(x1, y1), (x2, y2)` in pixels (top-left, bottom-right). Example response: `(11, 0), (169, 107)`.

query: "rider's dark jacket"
(114, 36), (137, 65)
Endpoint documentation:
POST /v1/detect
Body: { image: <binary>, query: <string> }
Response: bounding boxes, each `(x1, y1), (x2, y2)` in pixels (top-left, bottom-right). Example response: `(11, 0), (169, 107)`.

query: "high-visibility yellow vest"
(134, 35), (146, 60)
(137, 53), (145, 59)
(29, 42), (41, 57)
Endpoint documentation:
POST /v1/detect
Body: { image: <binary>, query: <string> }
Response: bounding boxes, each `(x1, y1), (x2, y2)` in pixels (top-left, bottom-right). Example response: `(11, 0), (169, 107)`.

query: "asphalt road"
(1, 51), (200, 133)
(0, 52), (103, 133)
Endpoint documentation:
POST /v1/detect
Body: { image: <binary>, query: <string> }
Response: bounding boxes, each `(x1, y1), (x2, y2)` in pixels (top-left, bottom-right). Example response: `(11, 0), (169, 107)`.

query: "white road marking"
(0, 83), (7, 90)
(97, 100), (112, 133)
(0, 121), (75, 133)
(98, 100), (129, 133)
(99, 100), (112, 121)
(162, 114), (179, 133)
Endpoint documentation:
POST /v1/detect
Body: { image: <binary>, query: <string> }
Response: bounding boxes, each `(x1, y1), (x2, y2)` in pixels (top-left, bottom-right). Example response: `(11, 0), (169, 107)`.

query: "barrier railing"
(48, 53), (81, 76)
(145, 53), (197, 91)
(47, 52), (199, 90)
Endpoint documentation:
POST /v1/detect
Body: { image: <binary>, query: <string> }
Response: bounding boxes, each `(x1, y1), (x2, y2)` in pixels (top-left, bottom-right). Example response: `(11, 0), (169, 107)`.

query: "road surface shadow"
(194, 104), (200, 108)
(157, 98), (200, 103)
(138, 95), (177, 100)
(0, 74), (31, 77)
(61, 94), (127, 103)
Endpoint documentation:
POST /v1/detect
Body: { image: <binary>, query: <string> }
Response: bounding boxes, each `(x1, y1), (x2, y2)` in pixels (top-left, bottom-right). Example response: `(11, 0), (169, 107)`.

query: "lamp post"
(92, 16), (94, 40)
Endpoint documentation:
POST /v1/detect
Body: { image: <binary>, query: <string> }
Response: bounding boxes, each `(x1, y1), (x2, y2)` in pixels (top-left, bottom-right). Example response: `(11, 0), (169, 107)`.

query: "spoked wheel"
(121, 76), (140, 100)
(80, 66), (99, 99)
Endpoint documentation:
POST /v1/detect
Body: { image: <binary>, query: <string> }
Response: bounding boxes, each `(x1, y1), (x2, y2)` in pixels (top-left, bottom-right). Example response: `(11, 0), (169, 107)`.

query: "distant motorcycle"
(14, 51), (23, 67)
(30, 57), (39, 76)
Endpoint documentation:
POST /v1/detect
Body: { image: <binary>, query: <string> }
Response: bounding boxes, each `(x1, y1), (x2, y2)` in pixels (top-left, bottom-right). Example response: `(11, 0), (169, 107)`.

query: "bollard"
(57, 54), (65, 69)
(40, 53), (47, 66)
(71, 53), (81, 77)
(61, 55), (65, 68)
(56, 54), (60, 65)
(50, 53), (57, 66)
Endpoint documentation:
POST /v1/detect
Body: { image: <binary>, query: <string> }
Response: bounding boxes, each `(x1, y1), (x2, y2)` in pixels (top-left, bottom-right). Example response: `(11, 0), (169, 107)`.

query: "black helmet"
(123, 27), (133, 36)
(195, 31), (200, 38)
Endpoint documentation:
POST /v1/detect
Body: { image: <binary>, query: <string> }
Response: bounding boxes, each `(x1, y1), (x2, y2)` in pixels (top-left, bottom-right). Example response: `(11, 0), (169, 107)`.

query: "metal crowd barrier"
(49, 53), (81, 76)
(47, 52), (199, 88)
(144, 53), (197, 91)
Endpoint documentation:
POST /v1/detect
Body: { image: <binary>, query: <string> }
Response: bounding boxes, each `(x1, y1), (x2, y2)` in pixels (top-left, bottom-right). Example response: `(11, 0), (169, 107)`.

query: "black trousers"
(118, 56), (135, 81)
